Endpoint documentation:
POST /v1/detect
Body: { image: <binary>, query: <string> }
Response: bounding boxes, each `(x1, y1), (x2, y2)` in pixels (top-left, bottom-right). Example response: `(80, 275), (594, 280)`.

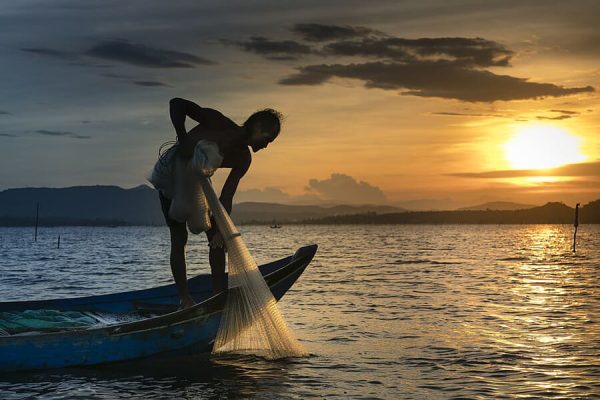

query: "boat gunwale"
(0, 244), (317, 341)
(0, 257), (294, 310)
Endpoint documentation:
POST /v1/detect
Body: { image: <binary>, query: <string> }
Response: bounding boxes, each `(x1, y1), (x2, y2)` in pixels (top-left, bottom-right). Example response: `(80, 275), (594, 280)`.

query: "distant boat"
(0, 244), (317, 372)
(270, 224), (282, 229)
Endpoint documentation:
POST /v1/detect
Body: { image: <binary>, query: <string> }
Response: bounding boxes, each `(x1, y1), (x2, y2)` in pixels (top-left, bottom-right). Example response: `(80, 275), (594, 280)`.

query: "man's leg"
(206, 226), (226, 294)
(170, 223), (195, 308)
(210, 246), (226, 294)
(160, 191), (195, 308)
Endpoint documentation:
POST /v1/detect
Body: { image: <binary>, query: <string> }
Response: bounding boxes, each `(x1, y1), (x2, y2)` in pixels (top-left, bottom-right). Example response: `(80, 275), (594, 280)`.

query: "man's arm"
(169, 98), (207, 142)
(219, 150), (251, 214)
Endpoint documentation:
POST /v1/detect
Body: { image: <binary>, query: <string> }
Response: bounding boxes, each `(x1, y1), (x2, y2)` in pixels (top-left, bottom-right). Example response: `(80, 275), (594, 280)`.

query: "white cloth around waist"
(149, 140), (223, 233)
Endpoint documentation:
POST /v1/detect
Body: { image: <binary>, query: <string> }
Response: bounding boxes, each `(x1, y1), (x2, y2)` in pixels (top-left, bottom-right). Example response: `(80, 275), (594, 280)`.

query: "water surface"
(1, 225), (599, 399)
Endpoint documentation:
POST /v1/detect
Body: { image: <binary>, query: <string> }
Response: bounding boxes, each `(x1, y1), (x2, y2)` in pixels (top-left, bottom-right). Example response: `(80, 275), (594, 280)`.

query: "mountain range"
(1, 185), (597, 225)
(0, 185), (404, 226)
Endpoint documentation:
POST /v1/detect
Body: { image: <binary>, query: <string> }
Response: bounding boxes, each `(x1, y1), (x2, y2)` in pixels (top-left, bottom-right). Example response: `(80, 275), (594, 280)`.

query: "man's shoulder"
(202, 108), (239, 130)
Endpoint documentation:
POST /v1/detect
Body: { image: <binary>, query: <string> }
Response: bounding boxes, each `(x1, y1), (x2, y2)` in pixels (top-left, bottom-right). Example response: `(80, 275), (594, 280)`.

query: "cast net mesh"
(199, 177), (308, 359)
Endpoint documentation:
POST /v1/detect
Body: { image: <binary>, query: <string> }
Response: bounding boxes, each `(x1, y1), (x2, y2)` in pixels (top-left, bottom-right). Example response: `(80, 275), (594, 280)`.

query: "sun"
(504, 124), (586, 170)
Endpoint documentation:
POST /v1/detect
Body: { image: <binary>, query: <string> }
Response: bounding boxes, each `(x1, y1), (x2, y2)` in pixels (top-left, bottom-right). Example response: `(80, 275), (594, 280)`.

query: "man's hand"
(210, 231), (225, 249)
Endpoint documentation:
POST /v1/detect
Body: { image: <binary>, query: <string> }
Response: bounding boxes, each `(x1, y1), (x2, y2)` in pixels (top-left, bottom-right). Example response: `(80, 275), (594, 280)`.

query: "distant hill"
(0, 185), (164, 226)
(298, 201), (600, 224)
(232, 202), (403, 224)
(0, 185), (405, 226)
(458, 201), (536, 211)
(582, 199), (600, 221)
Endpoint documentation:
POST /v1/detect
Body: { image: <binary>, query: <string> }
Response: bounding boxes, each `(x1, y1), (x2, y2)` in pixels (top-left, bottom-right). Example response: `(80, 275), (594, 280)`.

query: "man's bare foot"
(180, 296), (196, 309)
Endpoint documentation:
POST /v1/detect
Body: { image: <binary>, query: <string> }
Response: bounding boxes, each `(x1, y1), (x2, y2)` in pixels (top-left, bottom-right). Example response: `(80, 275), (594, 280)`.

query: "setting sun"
(504, 125), (586, 170)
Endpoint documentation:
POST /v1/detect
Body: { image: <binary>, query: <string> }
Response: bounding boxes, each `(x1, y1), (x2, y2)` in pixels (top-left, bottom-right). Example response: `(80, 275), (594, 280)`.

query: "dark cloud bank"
(235, 23), (594, 102)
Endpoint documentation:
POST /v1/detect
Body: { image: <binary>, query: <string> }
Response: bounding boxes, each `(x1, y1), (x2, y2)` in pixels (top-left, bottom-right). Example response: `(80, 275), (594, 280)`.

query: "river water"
(0, 225), (599, 399)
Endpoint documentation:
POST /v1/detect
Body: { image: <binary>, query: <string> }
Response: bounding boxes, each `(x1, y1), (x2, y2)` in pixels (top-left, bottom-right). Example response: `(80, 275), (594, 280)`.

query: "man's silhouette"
(160, 98), (281, 308)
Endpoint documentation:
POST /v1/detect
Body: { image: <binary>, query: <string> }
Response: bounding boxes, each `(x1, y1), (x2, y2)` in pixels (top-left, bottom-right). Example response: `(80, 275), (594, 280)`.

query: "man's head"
(243, 109), (282, 152)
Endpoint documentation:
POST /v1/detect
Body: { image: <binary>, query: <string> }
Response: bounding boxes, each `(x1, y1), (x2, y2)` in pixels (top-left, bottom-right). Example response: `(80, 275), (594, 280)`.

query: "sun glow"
(504, 125), (586, 170)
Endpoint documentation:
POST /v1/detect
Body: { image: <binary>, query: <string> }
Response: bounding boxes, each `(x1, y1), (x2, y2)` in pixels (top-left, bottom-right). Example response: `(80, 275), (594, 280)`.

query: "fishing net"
(199, 177), (308, 360)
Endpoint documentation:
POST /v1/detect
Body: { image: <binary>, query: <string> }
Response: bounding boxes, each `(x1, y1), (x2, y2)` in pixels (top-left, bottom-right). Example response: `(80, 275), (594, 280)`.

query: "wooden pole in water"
(572, 203), (580, 253)
(34, 202), (39, 242)
(57, 235), (61, 249)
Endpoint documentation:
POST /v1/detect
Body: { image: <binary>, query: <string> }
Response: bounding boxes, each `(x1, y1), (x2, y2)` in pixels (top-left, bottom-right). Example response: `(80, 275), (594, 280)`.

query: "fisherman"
(157, 98), (282, 308)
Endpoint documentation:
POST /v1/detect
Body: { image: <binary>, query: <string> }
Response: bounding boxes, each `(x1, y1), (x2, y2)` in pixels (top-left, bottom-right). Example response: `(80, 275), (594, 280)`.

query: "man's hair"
(243, 109), (282, 139)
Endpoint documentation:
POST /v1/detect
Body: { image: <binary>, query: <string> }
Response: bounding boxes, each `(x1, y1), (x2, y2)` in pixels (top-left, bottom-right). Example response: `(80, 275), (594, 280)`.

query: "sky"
(1, 0), (599, 209)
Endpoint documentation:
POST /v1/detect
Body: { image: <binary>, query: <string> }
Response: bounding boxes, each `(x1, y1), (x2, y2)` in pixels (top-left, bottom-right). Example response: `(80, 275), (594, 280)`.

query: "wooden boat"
(0, 244), (317, 372)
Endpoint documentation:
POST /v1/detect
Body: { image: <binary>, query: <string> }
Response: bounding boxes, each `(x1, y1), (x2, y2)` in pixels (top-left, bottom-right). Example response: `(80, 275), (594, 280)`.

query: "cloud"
(132, 81), (169, 87)
(230, 36), (313, 60)
(279, 61), (594, 102)
(449, 161), (600, 178)
(536, 115), (572, 120)
(0, 133), (17, 137)
(306, 173), (387, 204)
(100, 72), (132, 79)
(551, 109), (578, 115)
(86, 40), (215, 68)
(0, 111), (11, 116)
(228, 23), (595, 102)
(536, 109), (579, 120)
(322, 37), (513, 67)
(291, 23), (382, 42)
(241, 28), (512, 68)
(235, 187), (294, 203)
(432, 112), (503, 117)
(35, 130), (91, 139)
(20, 47), (79, 61)
(540, 179), (600, 189)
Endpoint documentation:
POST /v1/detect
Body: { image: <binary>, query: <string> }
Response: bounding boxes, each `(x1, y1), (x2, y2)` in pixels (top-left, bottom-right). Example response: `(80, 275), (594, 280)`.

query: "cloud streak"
(230, 37), (313, 60)
(449, 161), (600, 178)
(86, 40), (214, 68)
(35, 130), (91, 139)
(432, 111), (503, 117)
(21, 47), (79, 61)
(535, 109), (579, 120)
(132, 80), (169, 87)
(291, 23), (383, 42)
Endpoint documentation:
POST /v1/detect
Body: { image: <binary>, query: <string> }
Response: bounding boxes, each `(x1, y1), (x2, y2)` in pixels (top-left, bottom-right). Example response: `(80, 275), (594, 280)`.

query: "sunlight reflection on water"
(0, 224), (599, 399)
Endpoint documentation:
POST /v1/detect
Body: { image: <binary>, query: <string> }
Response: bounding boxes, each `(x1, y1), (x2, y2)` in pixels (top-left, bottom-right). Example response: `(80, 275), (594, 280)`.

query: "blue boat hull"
(0, 244), (317, 372)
